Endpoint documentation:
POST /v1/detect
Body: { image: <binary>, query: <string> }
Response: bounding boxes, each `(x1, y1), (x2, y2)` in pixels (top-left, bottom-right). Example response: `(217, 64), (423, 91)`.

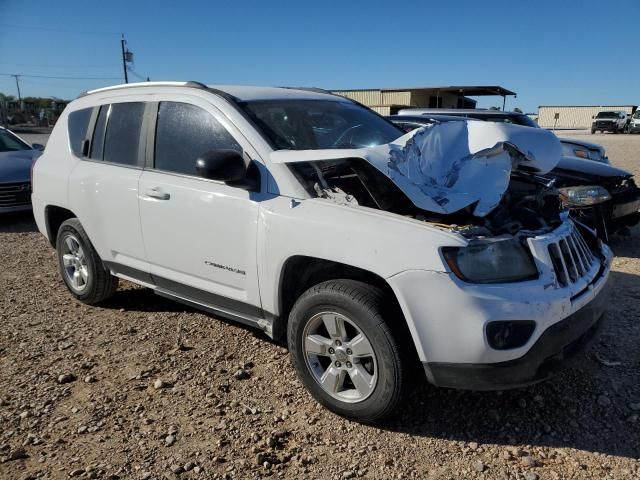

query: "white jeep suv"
(32, 82), (612, 421)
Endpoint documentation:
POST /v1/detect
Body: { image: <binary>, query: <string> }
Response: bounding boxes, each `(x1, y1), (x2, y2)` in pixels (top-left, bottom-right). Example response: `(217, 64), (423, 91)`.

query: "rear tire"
(56, 218), (118, 304)
(287, 280), (404, 422)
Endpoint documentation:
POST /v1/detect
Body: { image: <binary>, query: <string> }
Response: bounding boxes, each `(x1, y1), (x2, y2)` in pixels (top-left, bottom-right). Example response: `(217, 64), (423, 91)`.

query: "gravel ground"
(1, 133), (639, 480)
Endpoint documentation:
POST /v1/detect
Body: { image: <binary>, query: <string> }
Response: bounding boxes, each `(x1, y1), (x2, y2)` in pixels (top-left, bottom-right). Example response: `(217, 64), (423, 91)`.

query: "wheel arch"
(273, 255), (420, 365)
(44, 205), (77, 247)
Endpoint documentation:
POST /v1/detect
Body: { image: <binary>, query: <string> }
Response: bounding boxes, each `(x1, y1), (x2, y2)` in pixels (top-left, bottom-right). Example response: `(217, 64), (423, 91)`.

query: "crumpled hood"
(0, 149), (40, 183)
(271, 121), (562, 217)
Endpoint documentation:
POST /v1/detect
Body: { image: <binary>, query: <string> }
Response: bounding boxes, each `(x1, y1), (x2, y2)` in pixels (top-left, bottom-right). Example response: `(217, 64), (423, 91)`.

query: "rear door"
(68, 100), (152, 281)
(138, 97), (262, 314)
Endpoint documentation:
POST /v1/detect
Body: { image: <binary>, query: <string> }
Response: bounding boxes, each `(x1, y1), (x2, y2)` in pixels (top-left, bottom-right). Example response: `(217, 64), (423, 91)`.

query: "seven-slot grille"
(547, 225), (596, 287)
(0, 182), (31, 208)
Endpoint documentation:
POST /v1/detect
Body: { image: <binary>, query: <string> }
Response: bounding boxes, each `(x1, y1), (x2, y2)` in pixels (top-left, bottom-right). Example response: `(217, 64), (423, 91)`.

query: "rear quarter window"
(67, 108), (93, 157)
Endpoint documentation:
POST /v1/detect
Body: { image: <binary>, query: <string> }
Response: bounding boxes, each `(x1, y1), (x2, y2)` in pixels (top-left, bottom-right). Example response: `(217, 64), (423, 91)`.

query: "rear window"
(67, 108), (93, 157)
(102, 102), (145, 167)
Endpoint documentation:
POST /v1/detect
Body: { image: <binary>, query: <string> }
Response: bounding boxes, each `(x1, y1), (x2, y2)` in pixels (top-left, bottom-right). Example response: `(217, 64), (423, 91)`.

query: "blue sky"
(0, 0), (638, 112)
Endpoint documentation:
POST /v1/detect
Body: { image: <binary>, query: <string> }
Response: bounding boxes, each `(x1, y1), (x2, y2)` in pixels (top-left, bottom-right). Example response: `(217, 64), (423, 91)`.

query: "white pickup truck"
(591, 110), (628, 134)
(31, 82), (611, 421)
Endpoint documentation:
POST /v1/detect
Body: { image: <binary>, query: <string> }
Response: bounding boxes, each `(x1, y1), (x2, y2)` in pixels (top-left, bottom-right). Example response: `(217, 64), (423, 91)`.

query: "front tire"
(56, 218), (118, 304)
(287, 280), (404, 421)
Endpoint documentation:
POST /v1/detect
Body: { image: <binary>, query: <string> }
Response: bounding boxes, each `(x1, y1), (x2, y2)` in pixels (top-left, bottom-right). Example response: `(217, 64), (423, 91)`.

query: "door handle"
(144, 188), (170, 200)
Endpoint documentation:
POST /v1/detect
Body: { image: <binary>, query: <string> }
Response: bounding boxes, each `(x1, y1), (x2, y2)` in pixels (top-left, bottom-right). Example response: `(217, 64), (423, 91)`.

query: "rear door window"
(102, 102), (146, 167)
(67, 107), (93, 157)
(154, 101), (241, 176)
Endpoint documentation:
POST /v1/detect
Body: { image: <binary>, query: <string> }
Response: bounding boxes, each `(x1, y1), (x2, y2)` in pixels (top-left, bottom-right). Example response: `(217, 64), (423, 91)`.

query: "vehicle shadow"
(0, 212), (38, 233)
(608, 225), (640, 258)
(380, 269), (640, 459)
(99, 286), (278, 343)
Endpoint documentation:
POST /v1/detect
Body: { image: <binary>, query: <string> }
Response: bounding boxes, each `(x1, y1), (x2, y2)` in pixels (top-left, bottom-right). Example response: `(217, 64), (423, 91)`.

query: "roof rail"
(78, 81), (210, 98)
(279, 86), (338, 96)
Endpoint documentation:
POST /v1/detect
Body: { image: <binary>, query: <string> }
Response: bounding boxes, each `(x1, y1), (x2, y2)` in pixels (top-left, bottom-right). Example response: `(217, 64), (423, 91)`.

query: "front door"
(138, 99), (262, 314)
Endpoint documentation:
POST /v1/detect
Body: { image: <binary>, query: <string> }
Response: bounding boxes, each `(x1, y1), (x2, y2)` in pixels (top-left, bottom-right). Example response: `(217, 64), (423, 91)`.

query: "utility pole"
(120, 35), (129, 83)
(11, 74), (22, 102)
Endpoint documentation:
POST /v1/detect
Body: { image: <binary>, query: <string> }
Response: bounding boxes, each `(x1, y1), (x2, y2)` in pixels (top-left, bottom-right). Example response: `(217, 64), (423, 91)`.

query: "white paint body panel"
(139, 170), (262, 307)
(32, 83), (612, 376)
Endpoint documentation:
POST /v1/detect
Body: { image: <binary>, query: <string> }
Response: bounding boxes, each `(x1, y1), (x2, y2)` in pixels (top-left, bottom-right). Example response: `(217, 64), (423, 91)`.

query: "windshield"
(0, 130), (32, 153)
(633, 111), (640, 119)
(596, 112), (618, 119)
(240, 100), (403, 150)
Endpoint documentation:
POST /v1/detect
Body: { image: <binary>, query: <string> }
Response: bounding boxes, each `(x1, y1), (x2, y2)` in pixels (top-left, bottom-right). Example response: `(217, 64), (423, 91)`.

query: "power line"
(0, 23), (121, 36)
(16, 78), (97, 90)
(0, 61), (120, 70)
(0, 73), (122, 80)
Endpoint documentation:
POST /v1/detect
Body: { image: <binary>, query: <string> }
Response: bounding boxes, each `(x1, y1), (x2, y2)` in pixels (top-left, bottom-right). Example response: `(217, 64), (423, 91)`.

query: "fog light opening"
(486, 321), (536, 350)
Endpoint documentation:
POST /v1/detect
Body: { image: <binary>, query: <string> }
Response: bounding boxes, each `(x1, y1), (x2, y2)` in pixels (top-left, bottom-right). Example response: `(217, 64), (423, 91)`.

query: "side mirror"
(195, 150), (258, 190)
(32, 143), (45, 151)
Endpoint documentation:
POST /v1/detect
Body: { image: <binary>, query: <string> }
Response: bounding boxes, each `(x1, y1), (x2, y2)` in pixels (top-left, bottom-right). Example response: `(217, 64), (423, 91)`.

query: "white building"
(537, 105), (638, 129)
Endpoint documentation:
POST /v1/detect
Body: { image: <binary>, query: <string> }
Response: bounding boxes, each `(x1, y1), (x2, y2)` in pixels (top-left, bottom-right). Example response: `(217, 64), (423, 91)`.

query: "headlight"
(557, 185), (611, 207)
(442, 238), (538, 284)
(573, 149), (589, 159)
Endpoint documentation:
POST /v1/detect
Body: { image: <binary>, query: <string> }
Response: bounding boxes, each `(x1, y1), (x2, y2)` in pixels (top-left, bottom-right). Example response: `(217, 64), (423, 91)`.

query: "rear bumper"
(423, 278), (610, 390)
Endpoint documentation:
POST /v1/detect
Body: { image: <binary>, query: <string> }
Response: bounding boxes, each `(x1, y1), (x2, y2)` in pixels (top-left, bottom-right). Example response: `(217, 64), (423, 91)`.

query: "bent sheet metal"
(270, 121), (562, 217)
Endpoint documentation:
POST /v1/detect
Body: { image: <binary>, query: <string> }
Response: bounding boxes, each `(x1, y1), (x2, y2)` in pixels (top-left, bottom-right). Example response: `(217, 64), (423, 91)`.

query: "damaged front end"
(271, 121), (567, 240)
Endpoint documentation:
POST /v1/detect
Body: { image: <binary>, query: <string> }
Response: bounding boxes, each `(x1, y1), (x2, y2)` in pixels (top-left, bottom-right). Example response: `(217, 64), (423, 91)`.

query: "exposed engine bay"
(295, 157), (563, 238)
(272, 121), (566, 239)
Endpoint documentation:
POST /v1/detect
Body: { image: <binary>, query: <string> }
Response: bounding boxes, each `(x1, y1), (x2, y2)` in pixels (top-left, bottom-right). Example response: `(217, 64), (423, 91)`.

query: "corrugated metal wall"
(332, 90), (382, 105)
(538, 106), (635, 129)
(370, 106), (391, 115)
(381, 91), (411, 106)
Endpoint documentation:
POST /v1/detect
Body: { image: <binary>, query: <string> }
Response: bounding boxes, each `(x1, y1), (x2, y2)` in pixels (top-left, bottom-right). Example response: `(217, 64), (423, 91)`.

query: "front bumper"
(423, 278), (610, 390)
(387, 221), (612, 389)
(593, 123), (618, 132)
(629, 124), (640, 133)
(0, 181), (32, 213)
(0, 204), (32, 214)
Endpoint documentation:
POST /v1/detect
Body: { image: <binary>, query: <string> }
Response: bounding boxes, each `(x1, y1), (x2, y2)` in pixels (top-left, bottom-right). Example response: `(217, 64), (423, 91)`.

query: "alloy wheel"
(302, 311), (378, 403)
(61, 234), (89, 293)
